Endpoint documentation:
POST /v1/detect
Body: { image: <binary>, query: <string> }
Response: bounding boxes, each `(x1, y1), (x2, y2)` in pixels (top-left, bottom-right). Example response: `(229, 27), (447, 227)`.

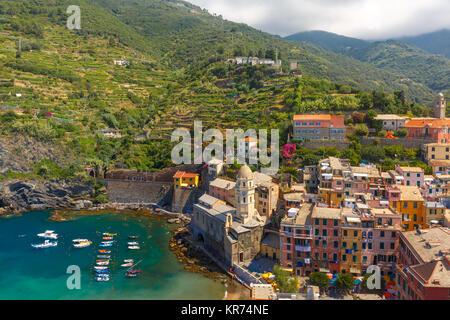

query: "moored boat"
(127, 242), (139, 245)
(97, 255), (110, 259)
(121, 262), (133, 268)
(73, 240), (92, 248)
(98, 249), (111, 254)
(128, 246), (140, 250)
(128, 236), (139, 239)
(37, 230), (58, 239)
(31, 239), (58, 249)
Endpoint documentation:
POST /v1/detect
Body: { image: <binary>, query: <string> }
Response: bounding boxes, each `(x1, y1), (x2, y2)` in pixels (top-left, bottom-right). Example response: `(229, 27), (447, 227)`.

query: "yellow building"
(423, 143), (450, 162)
(173, 171), (199, 188)
(388, 185), (425, 231)
(260, 233), (280, 262)
(425, 201), (446, 226)
(340, 212), (362, 275)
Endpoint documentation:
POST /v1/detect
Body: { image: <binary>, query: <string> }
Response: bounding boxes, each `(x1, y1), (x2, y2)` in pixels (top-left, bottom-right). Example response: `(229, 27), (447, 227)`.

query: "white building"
(374, 114), (408, 132)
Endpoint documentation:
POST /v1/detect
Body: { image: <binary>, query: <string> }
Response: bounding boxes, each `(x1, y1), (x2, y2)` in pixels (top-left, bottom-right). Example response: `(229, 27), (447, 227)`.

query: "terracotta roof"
(405, 119), (450, 128)
(393, 185), (424, 201)
(294, 114), (331, 121)
(173, 171), (199, 179)
(396, 166), (424, 173)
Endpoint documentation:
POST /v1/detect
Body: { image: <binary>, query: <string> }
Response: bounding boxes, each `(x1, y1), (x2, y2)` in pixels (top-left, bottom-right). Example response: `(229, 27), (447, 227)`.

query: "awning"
(350, 268), (361, 274)
(319, 268), (330, 273)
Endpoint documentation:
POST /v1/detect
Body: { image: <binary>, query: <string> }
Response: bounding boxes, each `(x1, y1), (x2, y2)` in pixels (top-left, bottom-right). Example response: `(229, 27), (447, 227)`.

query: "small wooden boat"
(128, 236), (139, 239)
(103, 233), (117, 236)
(98, 249), (111, 254)
(96, 260), (110, 266)
(102, 236), (113, 240)
(95, 275), (110, 282)
(97, 255), (110, 259)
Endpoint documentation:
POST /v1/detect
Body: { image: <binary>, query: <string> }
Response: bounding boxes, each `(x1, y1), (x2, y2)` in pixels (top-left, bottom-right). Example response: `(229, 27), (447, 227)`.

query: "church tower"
(235, 164), (256, 224)
(434, 93), (446, 120)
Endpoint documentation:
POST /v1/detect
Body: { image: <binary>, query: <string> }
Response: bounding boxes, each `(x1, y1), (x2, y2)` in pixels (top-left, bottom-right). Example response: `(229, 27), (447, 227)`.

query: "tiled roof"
(173, 171), (199, 179)
(405, 119), (450, 128)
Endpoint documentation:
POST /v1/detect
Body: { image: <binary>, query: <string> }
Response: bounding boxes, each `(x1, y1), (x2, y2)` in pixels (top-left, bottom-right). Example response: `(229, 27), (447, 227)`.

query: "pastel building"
(311, 207), (342, 274)
(395, 166), (424, 188)
(280, 203), (314, 276)
(173, 171), (199, 188)
(293, 115), (346, 141)
(396, 227), (450, 300)
(387, 185), (425, 232)
(340, 210), (363, 275)
(209, 178), (236, 206)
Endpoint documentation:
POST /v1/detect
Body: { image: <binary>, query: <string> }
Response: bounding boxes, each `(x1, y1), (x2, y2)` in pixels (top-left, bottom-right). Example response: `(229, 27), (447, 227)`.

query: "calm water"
(0, 211), (225, 300)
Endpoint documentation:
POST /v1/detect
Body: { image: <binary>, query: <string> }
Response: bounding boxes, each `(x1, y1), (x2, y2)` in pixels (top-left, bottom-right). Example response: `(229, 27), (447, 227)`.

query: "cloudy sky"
(187, 0), (450, 39)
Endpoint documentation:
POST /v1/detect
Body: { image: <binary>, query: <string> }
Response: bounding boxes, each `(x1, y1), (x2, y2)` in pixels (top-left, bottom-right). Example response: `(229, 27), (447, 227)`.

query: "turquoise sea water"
(0, 211), (226, 300)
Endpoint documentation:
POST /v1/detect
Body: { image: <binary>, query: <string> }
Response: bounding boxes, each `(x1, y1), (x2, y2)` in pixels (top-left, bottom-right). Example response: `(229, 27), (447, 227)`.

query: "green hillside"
(0, 0), (440, 178)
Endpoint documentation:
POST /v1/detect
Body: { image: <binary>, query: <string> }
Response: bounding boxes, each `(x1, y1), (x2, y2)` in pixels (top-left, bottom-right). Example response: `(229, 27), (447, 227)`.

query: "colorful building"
(293, 115), (346, 141)
(280, 203), (314, 276)
(311, 207), (342, 274)
(340, 210), (363, 275)
(387, 185), (425, 232)
(396, 227), (450, 300)
(173, 171), (199, 188)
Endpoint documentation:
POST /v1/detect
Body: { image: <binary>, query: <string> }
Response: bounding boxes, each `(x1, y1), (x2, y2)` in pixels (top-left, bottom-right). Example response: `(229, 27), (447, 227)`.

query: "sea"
(0, 210), (226, 300)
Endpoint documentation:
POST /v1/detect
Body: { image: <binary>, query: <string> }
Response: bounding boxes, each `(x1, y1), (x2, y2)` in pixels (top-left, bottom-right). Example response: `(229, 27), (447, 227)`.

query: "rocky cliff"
(0, 179), (93, 215)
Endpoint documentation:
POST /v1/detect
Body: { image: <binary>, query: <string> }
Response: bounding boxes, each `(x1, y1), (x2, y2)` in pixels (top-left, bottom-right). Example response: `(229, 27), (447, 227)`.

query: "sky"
(187, 0), (450, 39)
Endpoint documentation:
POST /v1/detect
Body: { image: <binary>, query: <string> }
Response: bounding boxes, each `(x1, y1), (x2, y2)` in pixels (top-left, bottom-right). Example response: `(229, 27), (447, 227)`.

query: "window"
(342, 255), (347, 261)
(404, 202), (408, 209)
(354, 231), (358, 237)
(334, 241), (339, 248)
(315, 219), (320, 225)
(391, 231), (396, 238)
(334, 220), (338, 226)
(322, 229), (327, 236)
(323, 253), (327, 261)
(413, 202), (418, 208)
(390, 243), (395, 250)
(380, 231), (385, 237)
(352, 256), (357, 263)
(323, 219), (327, 226)
(333, 253), (338, 261)
(380, 242), (384, 249)
(342, 242), (347, 248)
(315, 229), (319, 236)
(323, 240), (327, 248)
(315, 240), (319, 246)
(344, 230), (348, 236)
(334, 229), (338, 237)
(363, 256), (367, 263)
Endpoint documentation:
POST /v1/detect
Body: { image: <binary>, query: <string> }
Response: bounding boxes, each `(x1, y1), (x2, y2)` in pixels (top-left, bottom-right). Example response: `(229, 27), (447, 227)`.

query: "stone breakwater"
(0, 179), (92, 215)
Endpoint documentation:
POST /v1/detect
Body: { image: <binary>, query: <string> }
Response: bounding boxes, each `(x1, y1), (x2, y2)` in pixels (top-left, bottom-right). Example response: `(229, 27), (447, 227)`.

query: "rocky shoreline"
(169, 224), (250, 300)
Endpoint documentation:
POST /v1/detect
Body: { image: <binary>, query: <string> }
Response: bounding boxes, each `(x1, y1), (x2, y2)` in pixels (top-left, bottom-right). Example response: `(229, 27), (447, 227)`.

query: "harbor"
(0, 210), (226, 300)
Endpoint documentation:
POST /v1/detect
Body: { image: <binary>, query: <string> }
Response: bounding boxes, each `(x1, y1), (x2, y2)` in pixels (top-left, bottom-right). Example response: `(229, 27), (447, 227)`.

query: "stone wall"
(172, 187), (203, 213)
(360, 137), (434, 149)
(302, 140), (349, 151)
(105, 164), (203, 182)
(104, 180), (172, 206)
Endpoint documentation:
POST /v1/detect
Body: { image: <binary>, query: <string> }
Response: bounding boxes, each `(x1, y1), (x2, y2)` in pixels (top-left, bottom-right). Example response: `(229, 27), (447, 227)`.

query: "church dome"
(237, 164), (253, 179)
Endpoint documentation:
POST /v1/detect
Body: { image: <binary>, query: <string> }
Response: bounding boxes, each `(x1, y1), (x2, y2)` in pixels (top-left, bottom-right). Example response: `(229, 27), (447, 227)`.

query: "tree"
(395, 128), (408, 138)
(272, 265), (298, 293)
(362, 144), (385, 163)
(335, 273), (354, 293)
(354, 123), (369, 137)
(309, 272), (330, 292)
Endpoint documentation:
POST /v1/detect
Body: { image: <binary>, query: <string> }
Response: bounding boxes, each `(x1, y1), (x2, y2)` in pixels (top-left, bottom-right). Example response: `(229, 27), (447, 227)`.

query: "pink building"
(395, 166), (424, 188)
(208, 178), (236, 206)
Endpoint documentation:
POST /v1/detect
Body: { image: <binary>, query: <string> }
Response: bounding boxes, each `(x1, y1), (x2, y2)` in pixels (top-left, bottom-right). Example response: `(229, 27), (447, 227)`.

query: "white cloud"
(187, 0), (450, 39)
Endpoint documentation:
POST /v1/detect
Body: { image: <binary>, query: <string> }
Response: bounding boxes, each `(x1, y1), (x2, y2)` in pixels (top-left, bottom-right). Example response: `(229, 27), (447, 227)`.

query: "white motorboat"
(94, 266), (109, 270)
(31, 240), (58, 249)
(123, 259), (134, 263)
(96, 260), (110, 266)
(121, 262), (133, 268)
(128, 246), (140, 250)
(127, 242), (139, 245)
(37, 230), (58, 239)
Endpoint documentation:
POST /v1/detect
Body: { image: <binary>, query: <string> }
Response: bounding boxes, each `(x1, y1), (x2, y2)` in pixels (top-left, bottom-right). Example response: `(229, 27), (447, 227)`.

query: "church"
(190, 165), (266, 267)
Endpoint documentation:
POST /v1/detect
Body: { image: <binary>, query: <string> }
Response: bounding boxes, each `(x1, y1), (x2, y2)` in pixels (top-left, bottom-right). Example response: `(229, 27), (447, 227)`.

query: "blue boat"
(99, 243), (112, 248)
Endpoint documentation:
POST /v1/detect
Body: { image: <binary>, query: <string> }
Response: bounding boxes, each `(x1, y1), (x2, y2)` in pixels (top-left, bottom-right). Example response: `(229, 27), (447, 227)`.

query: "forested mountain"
(397, 29), (450, 59)
(285, 31), (450, 100)
(284, 30), (368, 54)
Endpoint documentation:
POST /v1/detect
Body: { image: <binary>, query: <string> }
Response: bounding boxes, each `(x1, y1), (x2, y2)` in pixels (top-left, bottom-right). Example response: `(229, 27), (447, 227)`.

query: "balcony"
(295, 245), (311, 252)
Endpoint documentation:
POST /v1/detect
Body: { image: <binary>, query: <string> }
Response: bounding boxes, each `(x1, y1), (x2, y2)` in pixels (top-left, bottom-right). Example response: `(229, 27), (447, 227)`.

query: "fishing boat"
(127, 242), (139, 245)
(128, 246), (140, 250)
(94, 266), (109, 270)
(103, 233), (117, 236)
(98, 249), (111, 254)
(125, 272), (139, 278)
(102, 236), (113, 240)
(31, 240), (58, 249)
(99, 243), (113, 248)
(101, 241), (114, 244)
(72, 239), (89, 243)
(73, 240), (92, 248)
(97, 255), (110, 259)
(95, 275), (110, 282)
(127, 269), (140, 274)
(128, 236), (139, 239)
(121, 262), (133, 268)
(37, 230), (58, 239)
(124, 259), (134, 263)
(96, 260), (110, 266)
(95, 269), (110, 274)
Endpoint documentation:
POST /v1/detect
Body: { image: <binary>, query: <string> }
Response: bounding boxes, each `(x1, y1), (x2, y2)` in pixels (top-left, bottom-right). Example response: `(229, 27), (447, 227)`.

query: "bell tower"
(235, 164), (256, 224)
(434, 93), (446, 120)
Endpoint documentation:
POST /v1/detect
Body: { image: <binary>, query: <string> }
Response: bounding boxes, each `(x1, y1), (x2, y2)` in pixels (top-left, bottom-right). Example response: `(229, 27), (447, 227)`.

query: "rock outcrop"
(0, 179), (93, 214)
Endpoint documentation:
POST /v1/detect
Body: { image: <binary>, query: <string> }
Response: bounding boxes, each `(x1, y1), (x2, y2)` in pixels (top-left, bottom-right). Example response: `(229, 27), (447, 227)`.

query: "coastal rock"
(0, 179), (93, 214)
